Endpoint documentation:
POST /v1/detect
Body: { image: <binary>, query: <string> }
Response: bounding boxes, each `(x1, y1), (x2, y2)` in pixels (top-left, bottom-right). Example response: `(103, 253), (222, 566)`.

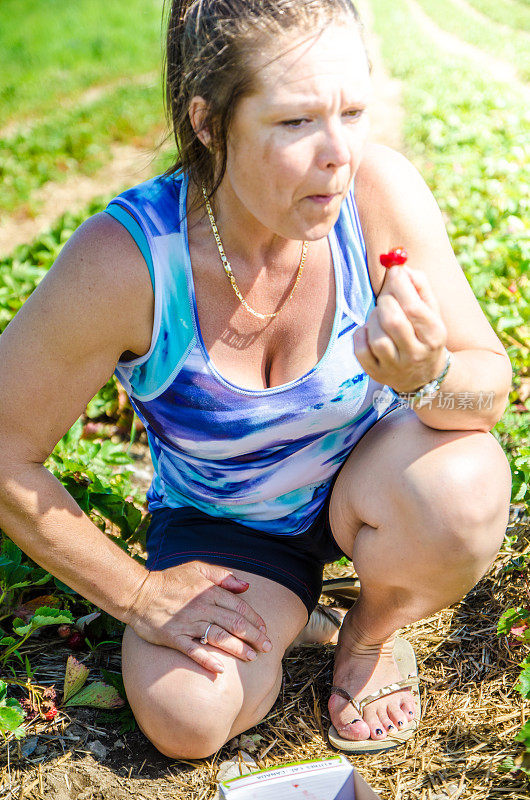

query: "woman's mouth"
(306, 193), (338, 205)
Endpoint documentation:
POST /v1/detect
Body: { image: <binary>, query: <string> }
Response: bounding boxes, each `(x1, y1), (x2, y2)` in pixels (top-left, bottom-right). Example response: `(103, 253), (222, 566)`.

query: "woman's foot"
(328, 621), (416, 743)
(287, 606), (347, 652)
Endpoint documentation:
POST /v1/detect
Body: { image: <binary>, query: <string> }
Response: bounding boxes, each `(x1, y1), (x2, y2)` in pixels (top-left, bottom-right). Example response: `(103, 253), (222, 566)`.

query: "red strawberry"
(66, 631), (85, 650)
(58, 625), (72, 639)
(44, 707), (58, 721)
(380, 247), (408, 269)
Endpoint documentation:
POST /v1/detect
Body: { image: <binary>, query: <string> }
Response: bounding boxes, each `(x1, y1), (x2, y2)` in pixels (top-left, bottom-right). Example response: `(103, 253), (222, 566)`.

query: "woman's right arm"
(0, 214), (270, 672)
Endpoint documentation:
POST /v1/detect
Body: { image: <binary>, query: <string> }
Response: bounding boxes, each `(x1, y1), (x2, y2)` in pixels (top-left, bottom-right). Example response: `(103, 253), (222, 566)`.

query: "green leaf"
(63, 655), (90, 701)
(497, 607), (528, 636)
(53, 578), (78, 595)
(517, 663), (530, 699)
(0, 681), (7, 704)
(0, 538), (22, 566)
(12, 607), (73, 637)
(0, 704), (25, 733)
(100, 669), (126, 699)
(63, 681), (125, 709)
(515, 720), (530, 748)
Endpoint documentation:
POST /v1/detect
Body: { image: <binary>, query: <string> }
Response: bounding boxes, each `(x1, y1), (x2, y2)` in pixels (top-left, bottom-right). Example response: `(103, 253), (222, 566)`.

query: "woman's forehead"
(253, 25), (370, 105)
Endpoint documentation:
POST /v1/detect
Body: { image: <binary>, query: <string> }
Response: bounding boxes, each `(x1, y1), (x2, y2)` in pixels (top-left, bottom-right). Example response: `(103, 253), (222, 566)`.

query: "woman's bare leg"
(327, 404), (512, 743)
(121, 567), (308, 759)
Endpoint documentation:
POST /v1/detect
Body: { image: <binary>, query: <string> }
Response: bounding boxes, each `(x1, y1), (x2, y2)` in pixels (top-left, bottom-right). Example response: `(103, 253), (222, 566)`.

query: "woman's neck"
(187, 176), (304, 276)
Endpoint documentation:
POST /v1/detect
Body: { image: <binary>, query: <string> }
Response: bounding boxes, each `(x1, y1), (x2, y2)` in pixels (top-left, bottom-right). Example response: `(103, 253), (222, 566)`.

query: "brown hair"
(164, 0), (369, 206)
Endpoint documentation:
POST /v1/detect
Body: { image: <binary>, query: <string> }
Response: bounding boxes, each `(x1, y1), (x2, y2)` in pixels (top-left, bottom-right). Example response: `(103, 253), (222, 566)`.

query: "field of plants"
(0, 0), (528, 798)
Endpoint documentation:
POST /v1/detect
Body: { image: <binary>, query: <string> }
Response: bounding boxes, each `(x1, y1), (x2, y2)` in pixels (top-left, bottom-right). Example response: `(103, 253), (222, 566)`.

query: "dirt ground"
(2, 5), (529, 799)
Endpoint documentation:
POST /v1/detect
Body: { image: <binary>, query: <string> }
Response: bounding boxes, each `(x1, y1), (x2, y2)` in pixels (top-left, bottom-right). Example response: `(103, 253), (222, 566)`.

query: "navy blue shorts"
(145, 495), (350, 621)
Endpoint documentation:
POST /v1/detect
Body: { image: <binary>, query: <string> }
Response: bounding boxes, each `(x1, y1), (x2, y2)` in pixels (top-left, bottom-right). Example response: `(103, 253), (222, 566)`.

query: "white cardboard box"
(219, 754), (381, 799)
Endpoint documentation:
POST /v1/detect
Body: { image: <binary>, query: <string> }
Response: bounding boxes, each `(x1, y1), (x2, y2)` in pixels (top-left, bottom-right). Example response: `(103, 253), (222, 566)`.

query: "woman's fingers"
(403, 265), (441, 314)
(207, 597), (272, 652)
(365, 309), (397, 364)
(381, 267), (445, 348)
(177, 636), (227, 674)
(367, 294), (415, 362)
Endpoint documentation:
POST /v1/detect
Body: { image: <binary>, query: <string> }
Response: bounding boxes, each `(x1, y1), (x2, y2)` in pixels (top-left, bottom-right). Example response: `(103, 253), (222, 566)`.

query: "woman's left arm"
(353, 144), (513, 433)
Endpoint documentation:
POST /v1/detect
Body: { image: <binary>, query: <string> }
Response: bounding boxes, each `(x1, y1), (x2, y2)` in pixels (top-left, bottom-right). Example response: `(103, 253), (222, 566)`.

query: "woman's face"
(220, 24), (372, 241)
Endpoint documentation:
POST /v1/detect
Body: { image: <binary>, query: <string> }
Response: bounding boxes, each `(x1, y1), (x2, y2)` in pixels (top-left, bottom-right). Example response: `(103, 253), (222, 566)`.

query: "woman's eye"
(343, 109), (364, 120)
(281, 119), (308, 128)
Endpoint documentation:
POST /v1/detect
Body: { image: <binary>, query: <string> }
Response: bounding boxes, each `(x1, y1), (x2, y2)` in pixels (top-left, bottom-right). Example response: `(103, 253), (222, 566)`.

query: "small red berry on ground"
(66, 631), (85, 650)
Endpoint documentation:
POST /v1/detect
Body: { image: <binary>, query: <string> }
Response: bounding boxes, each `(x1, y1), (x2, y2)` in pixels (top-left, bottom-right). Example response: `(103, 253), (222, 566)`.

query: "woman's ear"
(189, 96), (213, 150)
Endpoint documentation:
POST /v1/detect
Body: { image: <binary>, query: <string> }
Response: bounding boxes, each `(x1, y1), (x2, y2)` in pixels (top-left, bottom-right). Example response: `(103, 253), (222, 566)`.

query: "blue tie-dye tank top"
(105, 171), (402, 536)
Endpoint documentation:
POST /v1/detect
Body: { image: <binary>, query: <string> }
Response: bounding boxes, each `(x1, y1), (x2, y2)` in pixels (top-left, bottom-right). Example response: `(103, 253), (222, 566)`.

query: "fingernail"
(259, 625), (267, 632)
(375, 728), (383, 735)
(247, 650), (256, 660)
(213, 662), (224, 673)
(262, 640), (272, 652)
(352, 719), (362, 724)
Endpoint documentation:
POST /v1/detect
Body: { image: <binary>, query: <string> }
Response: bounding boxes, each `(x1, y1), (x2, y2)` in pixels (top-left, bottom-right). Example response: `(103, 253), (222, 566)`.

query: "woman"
(0, 0), (513, 757)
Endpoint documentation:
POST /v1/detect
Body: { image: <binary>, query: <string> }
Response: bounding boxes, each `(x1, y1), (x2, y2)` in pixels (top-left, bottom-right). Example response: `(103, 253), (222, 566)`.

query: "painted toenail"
(375, 728), (383, 735)
(388, 724), (394, 730)
(408, 711), (414, 716)
(398, 721), (404, 727)
(352, 719), (362, 724)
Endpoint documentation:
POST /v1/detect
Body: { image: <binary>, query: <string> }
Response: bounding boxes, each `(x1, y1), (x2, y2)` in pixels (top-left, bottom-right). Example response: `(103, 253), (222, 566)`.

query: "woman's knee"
(399, 430), (511, 560)
(121, 625), (283, 760)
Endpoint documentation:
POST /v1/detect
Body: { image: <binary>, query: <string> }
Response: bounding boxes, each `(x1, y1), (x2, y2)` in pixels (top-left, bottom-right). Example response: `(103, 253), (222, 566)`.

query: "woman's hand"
(126, 561), (272, 674)
(353, 264), (448, 393)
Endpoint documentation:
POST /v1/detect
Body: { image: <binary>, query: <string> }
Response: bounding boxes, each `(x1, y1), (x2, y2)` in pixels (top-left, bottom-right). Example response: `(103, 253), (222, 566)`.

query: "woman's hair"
(164, 0), (368, 204)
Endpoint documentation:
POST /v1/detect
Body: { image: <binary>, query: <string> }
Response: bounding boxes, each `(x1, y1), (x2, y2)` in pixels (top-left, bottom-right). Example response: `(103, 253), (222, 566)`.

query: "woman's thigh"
(328, 403), (511, 556)
(121, 566), (308, 759)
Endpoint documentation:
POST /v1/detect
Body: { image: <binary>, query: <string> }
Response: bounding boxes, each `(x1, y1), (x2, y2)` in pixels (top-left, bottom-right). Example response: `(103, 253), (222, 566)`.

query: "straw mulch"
(1, 512), (528, 800)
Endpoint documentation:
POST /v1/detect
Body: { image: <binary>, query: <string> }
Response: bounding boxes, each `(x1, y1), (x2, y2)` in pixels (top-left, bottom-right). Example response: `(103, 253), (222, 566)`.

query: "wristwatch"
(395, 347), (452, 403)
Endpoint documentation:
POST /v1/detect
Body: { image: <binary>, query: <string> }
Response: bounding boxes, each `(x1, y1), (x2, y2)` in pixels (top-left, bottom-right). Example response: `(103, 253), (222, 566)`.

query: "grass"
(466, 0), (530, 30)
(0, 83), (167, 215)
(0, 0), (164, 130)
(414, 0), (530, 82)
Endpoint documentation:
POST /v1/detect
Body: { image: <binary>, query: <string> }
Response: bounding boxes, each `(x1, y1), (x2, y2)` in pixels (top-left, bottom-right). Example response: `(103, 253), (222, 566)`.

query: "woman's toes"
(364, 710), (387, 740)
(335, 717), (371, 740)
(377, 709), (396, 735)
(388, 703), (408, 730)
(400, 696), (417, 722)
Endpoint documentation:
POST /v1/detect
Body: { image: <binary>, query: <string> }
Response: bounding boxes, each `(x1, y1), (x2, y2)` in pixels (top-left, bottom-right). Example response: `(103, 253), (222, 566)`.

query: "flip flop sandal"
(328, 636), (421, 754)
(290, 604), (345, 650)
(321, 577), (360, 608)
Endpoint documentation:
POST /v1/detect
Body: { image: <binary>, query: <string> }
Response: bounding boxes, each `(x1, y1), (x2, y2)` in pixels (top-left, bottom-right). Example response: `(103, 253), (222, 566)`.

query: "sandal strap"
(329, 685), (361, 715)
(358, 677), (419, 714)
(316, 604), (342, 630)
(330, 675), (419, 716)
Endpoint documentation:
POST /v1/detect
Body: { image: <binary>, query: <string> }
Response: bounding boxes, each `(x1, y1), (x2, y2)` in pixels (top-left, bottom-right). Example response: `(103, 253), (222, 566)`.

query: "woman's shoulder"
(67, 211), (155, 361)
(354, 143), (442, 241)
(353, 143), (445, 297)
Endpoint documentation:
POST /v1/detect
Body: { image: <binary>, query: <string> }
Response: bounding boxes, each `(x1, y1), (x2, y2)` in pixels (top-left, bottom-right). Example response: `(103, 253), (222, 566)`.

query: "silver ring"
(200, 623), (213, 645)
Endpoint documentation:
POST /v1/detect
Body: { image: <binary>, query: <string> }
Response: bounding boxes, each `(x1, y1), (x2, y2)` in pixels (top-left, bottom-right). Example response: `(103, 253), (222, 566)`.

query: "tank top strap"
(104, 173), (196, 400)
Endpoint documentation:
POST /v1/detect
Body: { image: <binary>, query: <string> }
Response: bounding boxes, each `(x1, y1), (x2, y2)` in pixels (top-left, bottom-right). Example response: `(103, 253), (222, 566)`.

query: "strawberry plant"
(0, 680), (25, 741)
(371, 0), (529, 780)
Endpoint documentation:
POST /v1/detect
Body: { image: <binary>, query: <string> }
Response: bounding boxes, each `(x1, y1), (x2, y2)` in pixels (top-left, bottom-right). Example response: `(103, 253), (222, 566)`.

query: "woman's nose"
(316, 121), (351, 170)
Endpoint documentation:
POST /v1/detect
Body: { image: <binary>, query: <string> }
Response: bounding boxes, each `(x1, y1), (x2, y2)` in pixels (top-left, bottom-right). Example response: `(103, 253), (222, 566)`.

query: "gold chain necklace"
(202, 187), (308, 321)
